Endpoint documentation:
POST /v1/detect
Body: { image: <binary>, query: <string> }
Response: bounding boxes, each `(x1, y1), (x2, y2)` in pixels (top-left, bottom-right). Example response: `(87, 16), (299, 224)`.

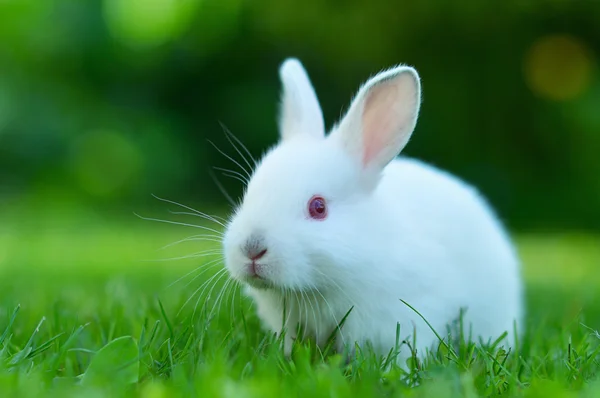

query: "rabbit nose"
(248, 248), (267, 261)
(243, 234), (267, 261)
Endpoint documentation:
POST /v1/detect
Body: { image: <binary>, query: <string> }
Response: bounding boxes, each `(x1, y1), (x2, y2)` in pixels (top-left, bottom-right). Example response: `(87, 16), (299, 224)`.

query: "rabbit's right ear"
(278, 58), (325, 142)
(329, 66), (421, 177)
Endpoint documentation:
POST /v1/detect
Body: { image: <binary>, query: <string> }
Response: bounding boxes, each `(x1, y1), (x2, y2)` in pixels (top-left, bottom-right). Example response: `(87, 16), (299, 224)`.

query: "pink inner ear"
(360, 73), (416, 168)
(362, 83), (399, 166)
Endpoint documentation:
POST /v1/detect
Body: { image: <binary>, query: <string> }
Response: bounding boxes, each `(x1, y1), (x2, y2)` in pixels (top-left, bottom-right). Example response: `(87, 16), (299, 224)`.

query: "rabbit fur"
(221, 58), (524, 365)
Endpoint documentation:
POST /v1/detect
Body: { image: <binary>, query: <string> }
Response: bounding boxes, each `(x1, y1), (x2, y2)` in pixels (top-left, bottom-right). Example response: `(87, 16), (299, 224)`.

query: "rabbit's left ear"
(278, 58), (325, 142)
(330, 65), (421, 173)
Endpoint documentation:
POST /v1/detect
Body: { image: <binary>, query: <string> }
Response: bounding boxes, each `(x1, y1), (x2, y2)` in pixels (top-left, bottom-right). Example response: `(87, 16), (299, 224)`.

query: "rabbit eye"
(308, 195), (327, 220)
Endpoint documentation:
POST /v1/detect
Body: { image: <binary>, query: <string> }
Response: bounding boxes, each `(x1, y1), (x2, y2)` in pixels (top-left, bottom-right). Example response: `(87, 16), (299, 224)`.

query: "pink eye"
(308, 195), (327, 220)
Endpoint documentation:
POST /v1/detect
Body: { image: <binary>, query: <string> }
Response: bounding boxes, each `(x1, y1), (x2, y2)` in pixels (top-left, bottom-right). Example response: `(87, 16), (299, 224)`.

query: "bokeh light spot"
(103, 0), (197, 48)
(70, 130), (143, 198)
(524, 34), (594, 101)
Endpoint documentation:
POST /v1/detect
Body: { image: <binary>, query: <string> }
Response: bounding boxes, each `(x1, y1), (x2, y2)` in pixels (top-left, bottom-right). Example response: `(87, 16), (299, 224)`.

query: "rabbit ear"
(330, 66), (421, 173)
(278, 58), (325, 141)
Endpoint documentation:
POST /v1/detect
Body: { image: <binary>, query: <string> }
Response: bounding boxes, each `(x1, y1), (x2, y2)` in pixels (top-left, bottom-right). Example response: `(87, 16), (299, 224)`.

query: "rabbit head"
(222, 58), (421, 291)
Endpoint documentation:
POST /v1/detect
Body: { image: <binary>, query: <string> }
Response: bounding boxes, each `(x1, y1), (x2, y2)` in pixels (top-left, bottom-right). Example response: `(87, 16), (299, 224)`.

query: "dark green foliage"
(1, 1), (599, 231)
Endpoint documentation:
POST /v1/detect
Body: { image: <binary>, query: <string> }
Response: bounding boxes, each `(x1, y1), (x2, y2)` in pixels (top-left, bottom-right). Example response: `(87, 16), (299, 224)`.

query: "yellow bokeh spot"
(103, 0), (198, 48)
(69, 129), (143, 198)
(524, 34), (594, 101)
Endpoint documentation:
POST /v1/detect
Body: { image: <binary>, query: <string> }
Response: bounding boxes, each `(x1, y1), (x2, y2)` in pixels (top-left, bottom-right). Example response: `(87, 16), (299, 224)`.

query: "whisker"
(304, 290), (318, 334)
(207, 139), (251, 179)
(282, 288), (290, 325)
(181, 259), (223, 290)
(151, 194), (228, 224)
(179, 268), (228, 317)
(213, 166), (249, 185)
(295, 290), (302, 325)
(142, 250), (223, 262)
(166, 210), (227, 228)
(293, 290), (302, 338)
(223, 132), (254, 174)
(229, 281), (239, 324)
(217, 170), (249, 186)
(217, 279), (234, 316)
(208, 278), (228, 321)
(134, 213), (225, 236)
(284, 288), (292, 330)
(210, 278), (234, 321)
(313, 269), (354, 304)
(310, 290), (322, 345)
(166, 258), (222, 289)
(219, 121), (257, 168)
(209, 169), (237, 208)
(314, 287), (347, 348)
(300, 290), (310, 335)
(166, 211), (226, 228)
(158, 234), (223, 251)
(193, 270), (229, 320)
(227, 282), (239, 322)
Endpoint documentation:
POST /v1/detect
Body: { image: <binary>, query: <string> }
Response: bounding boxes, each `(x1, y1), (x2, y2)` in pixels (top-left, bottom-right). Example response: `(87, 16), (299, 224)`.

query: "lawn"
(0, 205), (599, 397)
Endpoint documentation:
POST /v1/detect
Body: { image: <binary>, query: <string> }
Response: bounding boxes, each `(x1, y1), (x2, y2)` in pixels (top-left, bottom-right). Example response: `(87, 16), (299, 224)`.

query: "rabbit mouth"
(243, 274), (273, 290)
(244, 277), (272, 290)
(240, 262), (273, 289)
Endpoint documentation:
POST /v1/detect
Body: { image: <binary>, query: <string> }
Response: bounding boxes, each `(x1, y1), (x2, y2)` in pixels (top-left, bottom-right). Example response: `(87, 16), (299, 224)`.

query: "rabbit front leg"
(278, 302), (301, 358)
(250, 290), (299, 358)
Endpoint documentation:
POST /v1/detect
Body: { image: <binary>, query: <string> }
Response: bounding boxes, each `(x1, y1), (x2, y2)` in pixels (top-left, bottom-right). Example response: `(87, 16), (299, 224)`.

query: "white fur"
(222, 58), (524, 365)
(278, 58), (325, 141)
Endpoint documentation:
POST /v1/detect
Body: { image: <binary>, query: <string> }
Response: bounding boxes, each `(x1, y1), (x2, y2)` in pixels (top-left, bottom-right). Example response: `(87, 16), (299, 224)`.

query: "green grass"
(1, 208), (599, 397)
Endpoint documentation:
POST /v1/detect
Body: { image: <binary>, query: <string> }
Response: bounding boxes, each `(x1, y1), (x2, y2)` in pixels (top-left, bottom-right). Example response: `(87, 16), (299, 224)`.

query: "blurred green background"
(1, 0), (599, 233)
(0, 1), (599, 394)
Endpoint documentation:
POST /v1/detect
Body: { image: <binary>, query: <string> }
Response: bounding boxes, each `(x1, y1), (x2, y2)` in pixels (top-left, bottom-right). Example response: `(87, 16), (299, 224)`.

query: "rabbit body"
(245, 154), (522, 361)
(222, 58), (524, 364)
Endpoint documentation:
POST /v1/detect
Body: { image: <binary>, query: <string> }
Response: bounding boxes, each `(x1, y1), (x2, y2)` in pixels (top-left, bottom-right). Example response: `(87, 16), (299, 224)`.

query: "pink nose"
(248, 248), (267, 261)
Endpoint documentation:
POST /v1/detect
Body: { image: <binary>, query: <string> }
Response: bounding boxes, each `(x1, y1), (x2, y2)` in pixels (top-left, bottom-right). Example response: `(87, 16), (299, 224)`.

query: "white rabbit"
(222, 58), (524, 365)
